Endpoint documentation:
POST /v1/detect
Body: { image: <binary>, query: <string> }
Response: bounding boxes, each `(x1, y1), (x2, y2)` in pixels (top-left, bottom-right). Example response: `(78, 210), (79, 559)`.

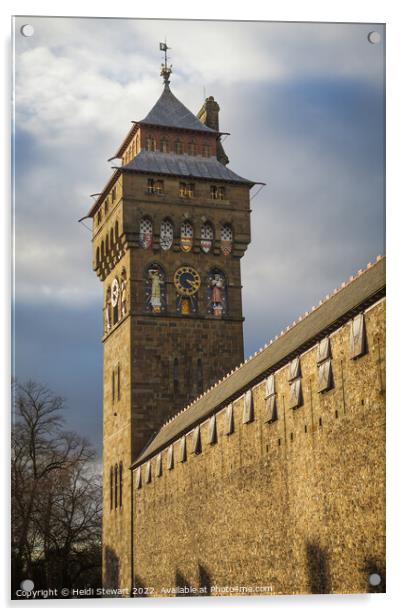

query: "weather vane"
(159, 40), (172, 87)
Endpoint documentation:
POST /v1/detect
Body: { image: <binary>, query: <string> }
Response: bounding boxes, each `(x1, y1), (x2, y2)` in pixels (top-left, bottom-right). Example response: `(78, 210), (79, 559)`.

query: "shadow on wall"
(104, 546), (120, 591)
(175, 570), (191, 597)
(198, 563), (211, 595)
(133, 574), (147, 598)
(306, 543), (330, 594)
(364, 557), (386, 593)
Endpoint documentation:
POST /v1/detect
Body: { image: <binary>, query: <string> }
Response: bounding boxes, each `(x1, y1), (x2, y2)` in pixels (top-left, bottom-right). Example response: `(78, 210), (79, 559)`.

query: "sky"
(13, 17), (385, 455)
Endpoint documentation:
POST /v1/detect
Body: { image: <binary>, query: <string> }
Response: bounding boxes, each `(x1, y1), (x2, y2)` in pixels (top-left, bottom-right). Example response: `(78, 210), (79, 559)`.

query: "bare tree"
(11, 380), (102, 596)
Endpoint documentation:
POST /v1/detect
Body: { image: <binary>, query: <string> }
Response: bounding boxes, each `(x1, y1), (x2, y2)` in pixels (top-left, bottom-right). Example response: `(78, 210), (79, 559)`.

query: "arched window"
(173, 358), (179, 394)
(197, 358), (203, 393)
(120, 269), (128, 317)
(139, 217), (153, 249)
(207, 269), (227, 317)
(201, 222), (214, 253)
(114, 464), (118, 509)
(110, 227), (114, 247)
(104, 198), (109, 214)
(96, 247), (100, 266)
(101, 240), (105, 259)
(115, 220), (119, 241)
(145, 263), (167, 314)
(160, 219), (174, 251)
(106, 235), (109, 254)
(112, 278), (120, 325)
(105, 287), (111, 334)
(119, 462), (123, 508)
(220, 224), (233, 256)
(180, 221), (193, 252)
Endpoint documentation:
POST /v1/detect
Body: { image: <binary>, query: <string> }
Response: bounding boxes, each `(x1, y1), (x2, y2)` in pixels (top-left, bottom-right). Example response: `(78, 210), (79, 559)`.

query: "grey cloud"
(13, 17), (385, 450)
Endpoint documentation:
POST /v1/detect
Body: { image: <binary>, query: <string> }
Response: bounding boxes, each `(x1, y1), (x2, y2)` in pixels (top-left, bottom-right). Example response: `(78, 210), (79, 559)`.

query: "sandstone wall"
(133, 298), (385, 596)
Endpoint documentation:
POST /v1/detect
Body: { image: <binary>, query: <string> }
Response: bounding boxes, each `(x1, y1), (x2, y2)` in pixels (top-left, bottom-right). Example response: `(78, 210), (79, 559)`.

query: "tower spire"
(159, 40), (172, 88)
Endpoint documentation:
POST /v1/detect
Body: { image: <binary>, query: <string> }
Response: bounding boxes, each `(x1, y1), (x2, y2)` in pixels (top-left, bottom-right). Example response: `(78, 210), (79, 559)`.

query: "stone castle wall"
(132, 297), (385, 596)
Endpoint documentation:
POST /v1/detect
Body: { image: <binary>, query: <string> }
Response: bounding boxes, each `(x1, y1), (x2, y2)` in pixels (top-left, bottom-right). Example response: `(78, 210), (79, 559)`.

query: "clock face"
(174, 266), (201, 296)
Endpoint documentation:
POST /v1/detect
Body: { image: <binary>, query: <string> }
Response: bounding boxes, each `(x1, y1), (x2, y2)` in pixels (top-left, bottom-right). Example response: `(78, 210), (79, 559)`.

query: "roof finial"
(159, 40), (172, 88)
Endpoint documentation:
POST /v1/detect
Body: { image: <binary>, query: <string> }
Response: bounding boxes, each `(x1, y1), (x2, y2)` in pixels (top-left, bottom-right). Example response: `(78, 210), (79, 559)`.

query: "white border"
(2, 1), (400, 614)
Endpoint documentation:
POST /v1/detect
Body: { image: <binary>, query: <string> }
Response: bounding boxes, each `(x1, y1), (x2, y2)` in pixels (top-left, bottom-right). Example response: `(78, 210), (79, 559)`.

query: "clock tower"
(87, 55), (257, 589)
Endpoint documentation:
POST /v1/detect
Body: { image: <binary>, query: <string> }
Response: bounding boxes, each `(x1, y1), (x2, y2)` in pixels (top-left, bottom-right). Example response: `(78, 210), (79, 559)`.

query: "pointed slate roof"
(119, 150), (255, 185)
(139, 84), (217, 133)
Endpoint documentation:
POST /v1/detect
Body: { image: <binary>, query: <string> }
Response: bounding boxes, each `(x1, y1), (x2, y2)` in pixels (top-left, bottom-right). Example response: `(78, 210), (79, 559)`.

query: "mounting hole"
(20, 579), (34, 591)
(20, 24), (34, 37)
(368, 573), (381, 586)
(368, 31), (381, 45)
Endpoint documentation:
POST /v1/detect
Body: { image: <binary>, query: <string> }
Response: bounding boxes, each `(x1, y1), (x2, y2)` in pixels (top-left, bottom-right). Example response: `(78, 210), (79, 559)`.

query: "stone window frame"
(135, 467), (142, 490)
(316, 336), (334, 393)
(156, 453), (162, 477)
(224, 403), (234, 435)
(207, 415), (217, 445)
(243, 389), (254, 424)
(264, 374), (278, 423)
(167, 445), (174, 470)
(350, 313), (367, 359)
(192, 425), (202, 455)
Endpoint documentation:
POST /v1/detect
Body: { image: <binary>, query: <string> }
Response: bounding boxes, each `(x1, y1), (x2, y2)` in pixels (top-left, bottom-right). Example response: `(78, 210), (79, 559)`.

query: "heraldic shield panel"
(11, 15), (386, 601)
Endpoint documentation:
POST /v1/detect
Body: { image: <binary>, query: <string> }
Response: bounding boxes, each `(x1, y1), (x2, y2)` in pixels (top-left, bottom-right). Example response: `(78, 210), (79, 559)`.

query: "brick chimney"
(197, 96), (229, 166)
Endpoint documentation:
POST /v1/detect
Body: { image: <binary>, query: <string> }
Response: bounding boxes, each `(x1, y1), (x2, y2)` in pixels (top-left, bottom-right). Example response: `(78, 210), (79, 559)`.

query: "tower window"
(117, 363), (121, 401)
(119, 462), (123, 508)
(201, 222), (214, 253)
(180, 221), (193, 252)
(175, 140), (183, 154)
(202, 144), (211, 157)
(110, 466), (113, 511)
(97, 211), (102, 225)
(179, 183), (195, 198)
(220, 224), (233, 255)
(146, 136), (156, 151)
(114, 464), (118, 509)
(104, 198), (109, 214)
(112, 187), (116, 202)
(160, 219), (174, 251)
(210, 185), (225, 200)
(139, 217), (153, 249)
(173, 358), (179, 394)
(147, 178), (164, 195)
